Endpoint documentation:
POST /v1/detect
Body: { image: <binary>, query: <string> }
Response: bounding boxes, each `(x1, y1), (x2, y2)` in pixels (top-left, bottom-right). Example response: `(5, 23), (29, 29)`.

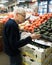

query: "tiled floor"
(0, 52), (10, 65)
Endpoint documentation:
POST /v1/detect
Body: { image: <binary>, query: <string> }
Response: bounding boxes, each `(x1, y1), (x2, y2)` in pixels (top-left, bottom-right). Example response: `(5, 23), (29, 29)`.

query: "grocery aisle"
(0, 52), (10, 65)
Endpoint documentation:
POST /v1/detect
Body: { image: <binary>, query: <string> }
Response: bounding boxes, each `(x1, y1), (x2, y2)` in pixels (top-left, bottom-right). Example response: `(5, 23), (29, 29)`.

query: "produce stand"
(20, 31), (52, 65)
(19, 12), (52, 65)
(0, 0), (52, 65)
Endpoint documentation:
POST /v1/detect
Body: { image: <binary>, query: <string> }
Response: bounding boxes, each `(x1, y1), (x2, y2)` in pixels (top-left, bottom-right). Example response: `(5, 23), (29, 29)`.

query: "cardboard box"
(0, 29), (3, 36)
(22, 53), (52, 65)
(0, 23), (4, 36)
(33, 47), (52, 63)
(22, 56), (32, 65)
(0, 37), (3, 52)
(21, 44), (52, 63)
(0, 23), (4, 28)
(21, 46), (35, 60)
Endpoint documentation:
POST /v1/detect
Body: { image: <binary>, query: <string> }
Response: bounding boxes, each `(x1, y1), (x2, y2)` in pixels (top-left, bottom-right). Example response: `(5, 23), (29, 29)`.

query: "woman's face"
(15, 13), (25, 24)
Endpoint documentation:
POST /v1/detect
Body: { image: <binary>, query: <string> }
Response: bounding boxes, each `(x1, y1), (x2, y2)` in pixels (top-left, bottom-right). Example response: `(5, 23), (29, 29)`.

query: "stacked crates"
(21, 43), (52, 65)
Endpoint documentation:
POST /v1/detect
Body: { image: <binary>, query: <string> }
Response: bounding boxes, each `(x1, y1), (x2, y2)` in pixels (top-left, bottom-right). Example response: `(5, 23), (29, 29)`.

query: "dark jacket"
(3, 19), (32, 56)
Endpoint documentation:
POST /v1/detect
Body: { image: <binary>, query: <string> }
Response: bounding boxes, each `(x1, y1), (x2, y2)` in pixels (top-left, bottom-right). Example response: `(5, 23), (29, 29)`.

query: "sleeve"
(8, 24), (32, 49)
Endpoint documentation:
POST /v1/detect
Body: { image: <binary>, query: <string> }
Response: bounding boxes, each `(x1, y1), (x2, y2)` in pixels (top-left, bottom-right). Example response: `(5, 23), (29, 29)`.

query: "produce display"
(32, 13), (39, 16)
(0, 13), (52, 42)
(34, 18), (52, 42)
(24, 13), (52, 32)
(0, 13), (14, 23)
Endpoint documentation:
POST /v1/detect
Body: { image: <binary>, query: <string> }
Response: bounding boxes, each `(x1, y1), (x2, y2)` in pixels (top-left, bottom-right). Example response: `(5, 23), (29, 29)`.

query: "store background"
(0, 0), (52, 65)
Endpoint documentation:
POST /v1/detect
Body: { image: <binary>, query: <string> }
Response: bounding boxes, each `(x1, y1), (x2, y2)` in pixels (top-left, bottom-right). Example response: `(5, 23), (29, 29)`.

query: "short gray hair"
(13, 7), (26, 17)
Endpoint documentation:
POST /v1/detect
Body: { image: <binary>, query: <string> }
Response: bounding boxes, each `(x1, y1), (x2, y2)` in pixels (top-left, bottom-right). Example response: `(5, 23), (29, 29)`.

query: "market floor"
(0, 52), (10, 65)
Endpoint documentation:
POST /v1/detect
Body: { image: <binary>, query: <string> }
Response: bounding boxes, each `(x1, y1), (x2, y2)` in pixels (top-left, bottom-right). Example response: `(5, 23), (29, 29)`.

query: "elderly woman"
(3, 7), (40, 65)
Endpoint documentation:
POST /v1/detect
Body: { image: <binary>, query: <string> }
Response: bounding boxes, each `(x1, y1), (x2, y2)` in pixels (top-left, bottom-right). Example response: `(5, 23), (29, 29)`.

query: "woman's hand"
(30, 33), (41, 39)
